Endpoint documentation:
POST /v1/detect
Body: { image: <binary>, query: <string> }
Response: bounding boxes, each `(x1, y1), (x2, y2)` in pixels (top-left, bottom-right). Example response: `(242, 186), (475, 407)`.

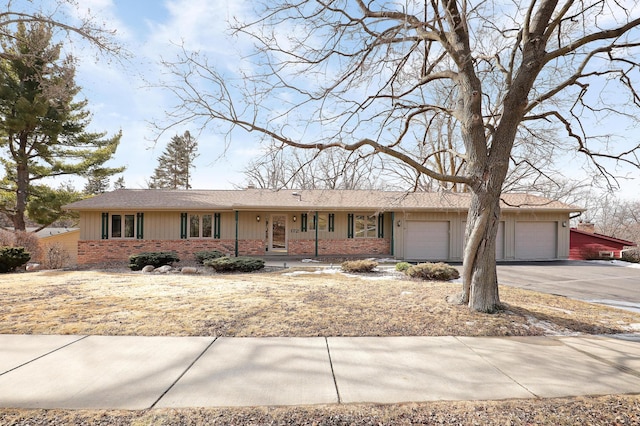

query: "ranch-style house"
(64, 188), (583, 265)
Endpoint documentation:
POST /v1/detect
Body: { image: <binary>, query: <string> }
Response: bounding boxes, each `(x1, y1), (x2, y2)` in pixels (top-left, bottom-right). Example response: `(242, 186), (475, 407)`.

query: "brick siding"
(78, 237), (390, 265)
(288, 238), (391, 256)
(77, 239), (264, 265)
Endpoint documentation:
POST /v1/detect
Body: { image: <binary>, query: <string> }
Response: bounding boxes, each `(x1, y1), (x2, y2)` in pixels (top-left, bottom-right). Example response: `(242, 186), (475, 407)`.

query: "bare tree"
(158, 1), (640, 312)
(385, 111), (468, 192)
(1, 0), (120, 59)
(244, 143), (385, 190)
(574, 192), (640, 244)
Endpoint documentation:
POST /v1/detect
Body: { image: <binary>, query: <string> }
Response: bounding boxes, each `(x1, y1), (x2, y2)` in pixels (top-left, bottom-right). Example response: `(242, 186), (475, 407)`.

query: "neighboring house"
(35, 227), (80, 266)
(569, 222), (637, 260)
(64, 189), (583, 265)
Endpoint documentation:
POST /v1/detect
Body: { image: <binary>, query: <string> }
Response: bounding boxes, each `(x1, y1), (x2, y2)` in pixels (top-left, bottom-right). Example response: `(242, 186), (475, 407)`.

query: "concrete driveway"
(496, 261), (640, 312)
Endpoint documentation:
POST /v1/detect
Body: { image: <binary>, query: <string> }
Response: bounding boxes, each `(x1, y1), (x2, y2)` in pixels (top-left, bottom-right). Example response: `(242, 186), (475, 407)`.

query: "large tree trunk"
(461, 189), (502, 312)
(13, 136), (30, 232)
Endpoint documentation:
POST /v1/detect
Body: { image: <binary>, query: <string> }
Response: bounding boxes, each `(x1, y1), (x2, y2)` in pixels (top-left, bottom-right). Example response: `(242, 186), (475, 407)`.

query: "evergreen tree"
(113, 176), (126, 190)
(26, 183), (82, 231)
(83, 168), (111, 195)
(149, 131), (198, 189)
(0, 22), (123, 230)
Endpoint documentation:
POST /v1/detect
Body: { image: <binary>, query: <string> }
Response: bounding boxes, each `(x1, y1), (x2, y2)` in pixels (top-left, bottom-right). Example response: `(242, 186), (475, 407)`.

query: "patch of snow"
(341, 272), (398, 281)
(283, 269), (340, 277)
(523, 314), (581, 336)
(587, 299), (640, 314)
(282, 267), (403, 281)
(590, 260), (640, 269)
(301, 259), (320, 263)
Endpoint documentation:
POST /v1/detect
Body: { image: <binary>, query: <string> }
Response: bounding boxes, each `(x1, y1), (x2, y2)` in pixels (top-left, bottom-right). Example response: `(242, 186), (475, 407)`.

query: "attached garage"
(515, 222), (557, 260)
(404, 221), (449, 260)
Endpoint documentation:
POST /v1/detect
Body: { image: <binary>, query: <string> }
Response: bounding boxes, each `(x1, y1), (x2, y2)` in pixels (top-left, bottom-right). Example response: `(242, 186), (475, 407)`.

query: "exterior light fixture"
(397, 220), (402, 227)
(256, 215), (260, 222)
(293, 215), (297, 222)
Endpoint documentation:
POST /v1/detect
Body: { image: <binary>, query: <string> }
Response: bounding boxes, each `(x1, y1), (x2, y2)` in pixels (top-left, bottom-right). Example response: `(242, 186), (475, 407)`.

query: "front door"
(269, 214), (287, 253)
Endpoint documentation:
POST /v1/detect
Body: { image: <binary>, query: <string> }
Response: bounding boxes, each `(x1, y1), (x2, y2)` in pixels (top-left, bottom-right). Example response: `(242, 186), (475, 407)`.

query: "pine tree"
(113, 176), (126, 190)
(0, 22), (123, 230)
(83, 168), (111, 194)
(149, 131), (198, 189)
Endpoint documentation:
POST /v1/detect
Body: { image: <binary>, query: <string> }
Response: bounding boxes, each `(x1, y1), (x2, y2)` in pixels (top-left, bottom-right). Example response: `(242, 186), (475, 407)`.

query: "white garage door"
(405, 221), (449, 260)
(515, 222), (557, 260)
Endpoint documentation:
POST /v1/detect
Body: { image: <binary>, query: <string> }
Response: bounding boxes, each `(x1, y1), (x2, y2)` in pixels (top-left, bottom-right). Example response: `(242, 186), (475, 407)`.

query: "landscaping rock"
(181, 267), (199, 275)
(155, 265), (173, 274)
(141, 265), (155, 273)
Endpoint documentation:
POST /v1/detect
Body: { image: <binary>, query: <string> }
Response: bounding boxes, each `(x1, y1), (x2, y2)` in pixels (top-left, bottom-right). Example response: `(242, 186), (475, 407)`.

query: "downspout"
(315, 210), (319, 257)
(234, 210), (239, 257)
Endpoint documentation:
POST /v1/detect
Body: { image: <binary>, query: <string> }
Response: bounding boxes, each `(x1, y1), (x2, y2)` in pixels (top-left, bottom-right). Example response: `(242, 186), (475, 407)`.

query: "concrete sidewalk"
(0, 334), (639, 410)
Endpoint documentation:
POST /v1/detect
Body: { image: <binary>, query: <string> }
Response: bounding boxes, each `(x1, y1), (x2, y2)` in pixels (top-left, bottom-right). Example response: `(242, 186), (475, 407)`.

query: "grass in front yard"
(1, 269), (638, 337)
(1, 395), (639, 425)
(2, 269), (640, 424)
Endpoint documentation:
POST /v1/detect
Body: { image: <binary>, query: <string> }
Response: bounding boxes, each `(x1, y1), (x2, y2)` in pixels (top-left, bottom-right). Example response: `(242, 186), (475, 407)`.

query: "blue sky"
(9, 0), (639, 198)
(63, 0), (258, 190)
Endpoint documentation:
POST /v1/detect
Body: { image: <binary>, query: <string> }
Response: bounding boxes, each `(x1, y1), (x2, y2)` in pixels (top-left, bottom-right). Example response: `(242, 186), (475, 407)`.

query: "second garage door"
(515, 222), (557, 260)
(405, 221), (449, 260)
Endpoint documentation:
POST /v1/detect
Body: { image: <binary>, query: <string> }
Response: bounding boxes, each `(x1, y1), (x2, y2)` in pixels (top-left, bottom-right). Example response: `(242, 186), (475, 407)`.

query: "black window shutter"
(214, 213), (221, 239)
(180, 213), (187, 239)
(136, 213), (144, 239)
(347, 213), (354, 238)
(328, 213), (335, 232)
(378, 213), (384, 238)
(301, 213), (308, 232)
(101, 212), (109, 239)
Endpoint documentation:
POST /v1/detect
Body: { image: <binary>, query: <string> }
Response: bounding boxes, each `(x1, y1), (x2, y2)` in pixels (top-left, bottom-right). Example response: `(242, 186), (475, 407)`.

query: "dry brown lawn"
(2, 267), (640, 424)
(1, 396), (639, 425)
(1, 268), (639, 337)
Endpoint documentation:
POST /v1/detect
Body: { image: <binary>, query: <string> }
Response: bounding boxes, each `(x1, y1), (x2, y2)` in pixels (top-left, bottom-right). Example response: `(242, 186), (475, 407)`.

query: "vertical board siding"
(79, 209), (571, 262)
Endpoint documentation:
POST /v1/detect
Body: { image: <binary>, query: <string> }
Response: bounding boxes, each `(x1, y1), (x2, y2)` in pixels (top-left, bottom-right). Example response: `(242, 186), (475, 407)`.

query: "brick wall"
(78, 237), (390, 265)
(238, 240), (266, 256)
(77, 239), (264, 265)
(289, 238), (391, 256)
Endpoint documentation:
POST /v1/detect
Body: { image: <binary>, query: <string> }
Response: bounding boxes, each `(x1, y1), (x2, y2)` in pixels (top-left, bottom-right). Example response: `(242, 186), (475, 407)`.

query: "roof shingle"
(64, 189), (583, 212)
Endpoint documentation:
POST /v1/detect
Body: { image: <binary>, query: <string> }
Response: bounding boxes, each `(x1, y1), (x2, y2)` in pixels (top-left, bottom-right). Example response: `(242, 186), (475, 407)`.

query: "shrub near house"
(405, 262), (460, 281)
(204, 256), (265, 272)
(341, 259), (378, 273)
(129, 252), (180, 271)
(0, 247), (30, 273)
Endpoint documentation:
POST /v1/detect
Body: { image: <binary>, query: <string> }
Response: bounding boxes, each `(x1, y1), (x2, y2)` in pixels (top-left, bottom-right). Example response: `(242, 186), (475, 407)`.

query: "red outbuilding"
(570, 222), (637, 260)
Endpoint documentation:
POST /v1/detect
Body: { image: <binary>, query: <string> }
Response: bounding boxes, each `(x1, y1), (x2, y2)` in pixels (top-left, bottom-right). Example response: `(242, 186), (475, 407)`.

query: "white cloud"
(145, 0), (250, 55)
